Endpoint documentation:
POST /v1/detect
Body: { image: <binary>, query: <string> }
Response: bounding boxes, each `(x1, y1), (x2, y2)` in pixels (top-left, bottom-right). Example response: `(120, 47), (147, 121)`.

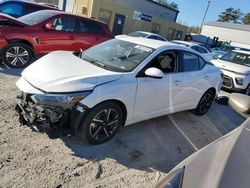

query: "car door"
(134, 50), (184, 120)
(73, 18), (106, 51)
(38, 15), (78, 55)
(177, 51), (210, 108)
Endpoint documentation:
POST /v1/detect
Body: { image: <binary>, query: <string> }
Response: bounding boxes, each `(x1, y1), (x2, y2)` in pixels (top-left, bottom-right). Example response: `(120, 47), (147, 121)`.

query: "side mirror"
(45, 22), (55, 30)
(145, 67), (164, 79)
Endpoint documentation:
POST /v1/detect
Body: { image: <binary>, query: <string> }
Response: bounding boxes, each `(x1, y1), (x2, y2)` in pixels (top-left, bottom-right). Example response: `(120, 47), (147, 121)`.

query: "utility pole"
(198, 0), (211, 34)
(62, 0), (67, 11)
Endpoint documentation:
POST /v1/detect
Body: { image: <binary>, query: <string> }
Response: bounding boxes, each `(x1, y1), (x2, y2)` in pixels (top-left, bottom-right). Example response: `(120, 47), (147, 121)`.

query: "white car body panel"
(211, 58), (250, 90)
(21, 51), (123, 93)
(16, 36), (222, 126)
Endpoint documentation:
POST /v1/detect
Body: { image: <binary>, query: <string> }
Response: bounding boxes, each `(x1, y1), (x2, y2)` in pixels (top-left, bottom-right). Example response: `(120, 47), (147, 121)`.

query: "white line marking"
(168, 115), (199, 151)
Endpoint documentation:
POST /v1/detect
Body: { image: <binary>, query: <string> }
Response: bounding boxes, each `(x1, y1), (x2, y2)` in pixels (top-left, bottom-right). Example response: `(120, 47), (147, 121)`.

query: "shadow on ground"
(61, 100), (245, 173)
(0, 63), (23, 76)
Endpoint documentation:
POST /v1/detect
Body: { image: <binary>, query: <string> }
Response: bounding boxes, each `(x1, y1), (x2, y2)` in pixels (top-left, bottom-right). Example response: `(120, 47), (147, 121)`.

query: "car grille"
(222, 75), (233, 88)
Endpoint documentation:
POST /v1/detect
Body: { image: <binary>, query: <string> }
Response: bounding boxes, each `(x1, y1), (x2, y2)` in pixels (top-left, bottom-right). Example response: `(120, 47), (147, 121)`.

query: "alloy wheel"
(199, 92), (213, 114)
(89, 108), (119, 141)
(246, 85), (250, 95)
(6, 46), (29, 66)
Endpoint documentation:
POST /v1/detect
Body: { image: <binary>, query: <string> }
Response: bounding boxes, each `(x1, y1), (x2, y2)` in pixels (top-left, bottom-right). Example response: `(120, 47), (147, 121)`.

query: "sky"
(174, 0), (250, 26)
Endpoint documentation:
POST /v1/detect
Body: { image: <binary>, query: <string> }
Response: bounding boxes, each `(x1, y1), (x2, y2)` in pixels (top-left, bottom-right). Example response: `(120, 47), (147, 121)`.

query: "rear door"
(38, 15), (78, 55)
(74, 18), (110, 51)
(177, 51), (210, 108)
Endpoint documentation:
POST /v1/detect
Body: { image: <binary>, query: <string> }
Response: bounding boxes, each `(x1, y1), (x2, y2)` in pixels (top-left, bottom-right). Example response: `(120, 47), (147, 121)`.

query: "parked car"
(0, 0), (58, 18)
(128, 31), (167, 41)
(0, 10), (113, 68)
(172, 40), (214, 61)
(156, 117), (250, 188)
(211, 50), (250, 95)
(15, 36), (222, 145)
(229, 93), (250, 118)
(211, 45), (250, 59)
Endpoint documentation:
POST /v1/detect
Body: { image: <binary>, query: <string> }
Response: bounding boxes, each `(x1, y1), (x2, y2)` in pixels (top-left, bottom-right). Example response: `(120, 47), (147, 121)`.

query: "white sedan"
(16, 36), (222, 144)
(172, 40), (214, 61)
(128, 31), (167, 41)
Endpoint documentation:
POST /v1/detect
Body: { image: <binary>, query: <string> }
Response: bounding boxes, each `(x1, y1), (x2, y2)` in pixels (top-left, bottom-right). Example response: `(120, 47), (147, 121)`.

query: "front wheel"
(2, 43), (34, 68)
(246, 84), (250, 96)
(77, 102), (123, 145)
(193, 89), (215, 116)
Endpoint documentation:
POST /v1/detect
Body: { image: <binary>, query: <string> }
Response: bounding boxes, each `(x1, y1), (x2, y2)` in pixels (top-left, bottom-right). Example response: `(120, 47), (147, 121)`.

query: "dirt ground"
(0, 68), (245, 188)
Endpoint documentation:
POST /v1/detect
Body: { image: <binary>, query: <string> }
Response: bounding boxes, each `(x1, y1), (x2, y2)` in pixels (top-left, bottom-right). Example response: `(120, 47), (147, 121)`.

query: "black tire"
(246, 84), (250, 96)
(193, 89), (215, 116)
(2, 43), (34, 68)
(77, 102), (123, 145)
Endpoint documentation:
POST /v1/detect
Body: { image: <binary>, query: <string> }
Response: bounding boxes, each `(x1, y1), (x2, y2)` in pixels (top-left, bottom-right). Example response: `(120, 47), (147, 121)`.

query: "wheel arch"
(92, 99), (128, 126)
(7, 39), (36, 57)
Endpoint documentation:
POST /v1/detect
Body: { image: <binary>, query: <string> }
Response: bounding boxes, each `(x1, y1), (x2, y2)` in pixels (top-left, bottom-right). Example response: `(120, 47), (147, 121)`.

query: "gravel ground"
(0, 73), (168, 188)
(0, 68), (245, 188)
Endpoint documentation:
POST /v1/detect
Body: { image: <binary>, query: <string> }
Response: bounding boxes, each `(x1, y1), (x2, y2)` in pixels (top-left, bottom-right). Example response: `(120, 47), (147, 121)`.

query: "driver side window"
(148, 51), (178, 73)
(49, 16), (76, 32)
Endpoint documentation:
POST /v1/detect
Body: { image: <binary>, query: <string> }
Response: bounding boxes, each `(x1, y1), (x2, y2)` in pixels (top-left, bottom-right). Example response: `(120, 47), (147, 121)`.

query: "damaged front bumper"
(15, 92), (89, 130)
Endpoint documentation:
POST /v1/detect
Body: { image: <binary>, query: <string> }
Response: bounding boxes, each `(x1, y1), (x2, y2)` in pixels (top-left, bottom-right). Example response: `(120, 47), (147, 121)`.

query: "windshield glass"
(128, 32), (148, 38)
(18, 11), (56, 25)
(81, 39), (154, 72)
(221, 52), (250, 67)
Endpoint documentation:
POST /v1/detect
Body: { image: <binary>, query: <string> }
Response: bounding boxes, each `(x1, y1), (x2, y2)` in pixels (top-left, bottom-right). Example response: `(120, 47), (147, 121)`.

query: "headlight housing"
(30, 91), (92, 108)
(235, 77), (244, 85)
(156, 167), (185, 188)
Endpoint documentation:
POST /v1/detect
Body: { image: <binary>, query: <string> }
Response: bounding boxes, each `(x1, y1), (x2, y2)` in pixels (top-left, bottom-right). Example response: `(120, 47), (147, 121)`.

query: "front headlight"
(156, 167), (185, 188)
(235, 77), (244, 85)
(30, 91), (92, 107)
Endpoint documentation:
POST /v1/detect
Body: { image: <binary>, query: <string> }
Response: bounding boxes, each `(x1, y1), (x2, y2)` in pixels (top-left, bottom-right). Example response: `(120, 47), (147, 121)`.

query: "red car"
(0, 10), (113, 68)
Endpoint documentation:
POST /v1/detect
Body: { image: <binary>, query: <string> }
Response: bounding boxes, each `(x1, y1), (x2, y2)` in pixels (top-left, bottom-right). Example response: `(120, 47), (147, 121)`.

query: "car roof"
(28, 10), (107, 25)
(173, 40), (198, 47)
(115, 35), (184, 50)
(133, 31), (161, 36)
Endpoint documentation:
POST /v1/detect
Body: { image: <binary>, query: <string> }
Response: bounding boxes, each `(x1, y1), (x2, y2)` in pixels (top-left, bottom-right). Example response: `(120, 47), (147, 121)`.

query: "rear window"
(18, 11), (56, 25)
(77, 19), (106, 34)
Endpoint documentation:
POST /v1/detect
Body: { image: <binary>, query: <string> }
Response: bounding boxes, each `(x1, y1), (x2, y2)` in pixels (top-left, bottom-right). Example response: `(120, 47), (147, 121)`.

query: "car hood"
(167, 118), (250, 188)
(20, 51), (123, 93)
(211, 59), (250, 74)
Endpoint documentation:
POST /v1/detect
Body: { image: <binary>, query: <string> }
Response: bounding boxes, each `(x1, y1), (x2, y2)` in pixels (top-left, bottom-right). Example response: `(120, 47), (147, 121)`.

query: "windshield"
(128, 32), (148, 38)
(18, 11), (56, 25)
(221, 52), (250, 67)
(81, 39), (154, 72)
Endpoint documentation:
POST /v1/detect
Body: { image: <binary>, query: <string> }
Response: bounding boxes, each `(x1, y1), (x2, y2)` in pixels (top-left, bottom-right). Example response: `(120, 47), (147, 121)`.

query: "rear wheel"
(77, 102), (123, 145)
(193, 89), (215, 116)
(246, 84), (250, 96)
(2, 43), (34, 68)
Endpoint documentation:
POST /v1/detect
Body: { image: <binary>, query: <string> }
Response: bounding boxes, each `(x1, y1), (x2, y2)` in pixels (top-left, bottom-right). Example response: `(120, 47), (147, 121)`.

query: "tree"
(188, 26), (200, 34)
(217, 8), (243, 23)
(169, 2), (178, 10)
(154, 0), (178, 10)
(242, 13), (250, 25)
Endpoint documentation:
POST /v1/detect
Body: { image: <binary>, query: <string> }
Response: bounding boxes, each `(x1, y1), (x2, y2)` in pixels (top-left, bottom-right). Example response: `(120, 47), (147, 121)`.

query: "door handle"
(68, 36), (75, 40)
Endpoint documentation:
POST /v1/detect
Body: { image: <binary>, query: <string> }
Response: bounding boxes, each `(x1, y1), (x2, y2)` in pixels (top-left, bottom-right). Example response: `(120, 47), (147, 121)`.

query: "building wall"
(74, 0), (187, 40)
(201, 25), (250, 47)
